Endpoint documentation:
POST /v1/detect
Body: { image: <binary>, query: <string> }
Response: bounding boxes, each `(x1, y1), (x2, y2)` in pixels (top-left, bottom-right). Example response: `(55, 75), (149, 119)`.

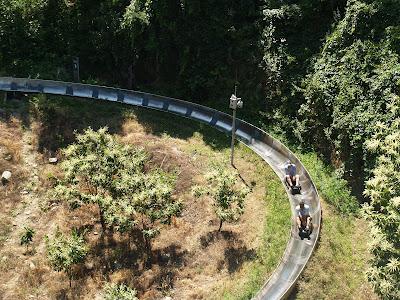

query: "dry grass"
(0, 117), (23, 162)
(1, 95), (376, 300)
(0, 100), (289, 300)
(0, 117), (25, 250)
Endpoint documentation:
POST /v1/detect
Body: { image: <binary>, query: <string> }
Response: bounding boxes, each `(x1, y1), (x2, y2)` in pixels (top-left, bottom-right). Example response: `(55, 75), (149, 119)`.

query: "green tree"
(193, 165), (249, 231)
(52, 127), (181, 257)
(362, 97), (400, 299)
(133, 169), (181, 253)
(120, 0), (152, 88)
(20, 226), (35, 253)
(52, 127), (148, 232)
(45, 228), (88, 287)
(103, 283), (138, 300)
(297, 0), (400, 197)
(259, 0), (347, 132)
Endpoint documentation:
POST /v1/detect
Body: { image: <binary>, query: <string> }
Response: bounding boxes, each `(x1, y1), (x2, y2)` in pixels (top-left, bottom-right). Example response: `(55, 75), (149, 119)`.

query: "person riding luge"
(284, 160), (301, 194)
(295, 200), (312, 239)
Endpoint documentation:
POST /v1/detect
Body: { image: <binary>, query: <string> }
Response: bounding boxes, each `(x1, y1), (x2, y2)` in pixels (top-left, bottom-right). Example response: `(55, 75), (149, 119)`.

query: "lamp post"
(229, 86), (243, 166)
(72, 57), (80, 82)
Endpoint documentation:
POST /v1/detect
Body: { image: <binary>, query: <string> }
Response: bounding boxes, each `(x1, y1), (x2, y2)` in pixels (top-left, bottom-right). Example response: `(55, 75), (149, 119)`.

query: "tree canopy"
(193, 164), (249, 231)
(53, 127), (181, 252)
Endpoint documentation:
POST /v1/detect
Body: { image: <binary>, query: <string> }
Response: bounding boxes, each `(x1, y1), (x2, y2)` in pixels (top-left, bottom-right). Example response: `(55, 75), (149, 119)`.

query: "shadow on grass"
(31, 95), (127, 154)
(200, 230), (256, 274)
(152, 244), (188, 268)
(0, 96), (31, 130)
(126, 105), (232, 151)
(222, 246), (256, 273)
(200, 230), (237, 248)
(22, 93), (233, 155)
(85, 229), (188, 297)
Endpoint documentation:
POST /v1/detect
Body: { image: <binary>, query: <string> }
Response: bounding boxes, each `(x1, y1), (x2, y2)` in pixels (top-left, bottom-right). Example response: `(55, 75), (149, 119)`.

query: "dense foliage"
(362, 98), (400, 299)
(298, 0), (400, 197)
(0, 0), (261, 104)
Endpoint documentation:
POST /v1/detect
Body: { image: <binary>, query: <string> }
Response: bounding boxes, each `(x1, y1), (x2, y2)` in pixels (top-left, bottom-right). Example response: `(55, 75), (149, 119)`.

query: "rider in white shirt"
(284, 160), (300, 187)
(295, 201), (312, 230)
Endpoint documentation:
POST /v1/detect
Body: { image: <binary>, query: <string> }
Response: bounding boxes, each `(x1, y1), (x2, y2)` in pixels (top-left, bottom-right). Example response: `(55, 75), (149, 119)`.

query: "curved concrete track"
(0, 77), (321, 299)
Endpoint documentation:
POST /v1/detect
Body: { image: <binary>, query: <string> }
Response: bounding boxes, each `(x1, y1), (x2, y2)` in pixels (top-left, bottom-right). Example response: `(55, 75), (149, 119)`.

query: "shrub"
(45, 228), (88, 287)
(20, 226), (35, 253)
(193, 164), (250, 231)
(103, 283), (138, 300)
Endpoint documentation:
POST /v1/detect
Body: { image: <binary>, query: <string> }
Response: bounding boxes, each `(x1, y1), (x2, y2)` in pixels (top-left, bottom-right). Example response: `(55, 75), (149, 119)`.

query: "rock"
(29, 262), (35, 270)
(93, 231), (98, 235)
(48, 157), (58, 164)
(1, 170), (12, 182)
(20, 190), (29, 195)
(1, 256), (8, 262)
(25, 211), (31, 215)
(85, 262), (94, 270)
(163, 297), (173, 300)
(4, 154), (12, 161)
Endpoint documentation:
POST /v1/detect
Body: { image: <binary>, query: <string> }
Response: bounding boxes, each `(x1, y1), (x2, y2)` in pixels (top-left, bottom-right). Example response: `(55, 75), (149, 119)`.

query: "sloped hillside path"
(1, 121), (56, 298)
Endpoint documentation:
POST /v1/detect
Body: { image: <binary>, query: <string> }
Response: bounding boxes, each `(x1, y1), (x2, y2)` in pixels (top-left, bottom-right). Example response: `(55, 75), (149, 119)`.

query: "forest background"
(0, 0), (399, 298)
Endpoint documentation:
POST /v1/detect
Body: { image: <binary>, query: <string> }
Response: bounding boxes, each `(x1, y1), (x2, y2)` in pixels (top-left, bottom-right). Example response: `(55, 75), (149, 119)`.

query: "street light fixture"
(72, 57), (80, 82)
(229, 87), (243, 166)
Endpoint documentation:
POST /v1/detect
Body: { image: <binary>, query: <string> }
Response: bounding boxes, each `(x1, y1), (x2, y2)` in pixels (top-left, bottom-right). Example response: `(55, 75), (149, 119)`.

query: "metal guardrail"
(0, 77), (321, 299)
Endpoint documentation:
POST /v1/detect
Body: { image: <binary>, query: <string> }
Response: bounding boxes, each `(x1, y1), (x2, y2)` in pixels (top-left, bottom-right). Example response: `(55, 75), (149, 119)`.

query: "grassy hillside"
(0, 94), (378, 299)
(0, 95), (291, 299)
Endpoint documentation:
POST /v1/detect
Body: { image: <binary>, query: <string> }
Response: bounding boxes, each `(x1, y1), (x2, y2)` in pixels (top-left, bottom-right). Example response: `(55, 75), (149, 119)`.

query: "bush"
(193, 163), (250, 231)
(45, 228), (88, 287)
(20, 226), (35, 253)
(103, 283), (138, 300)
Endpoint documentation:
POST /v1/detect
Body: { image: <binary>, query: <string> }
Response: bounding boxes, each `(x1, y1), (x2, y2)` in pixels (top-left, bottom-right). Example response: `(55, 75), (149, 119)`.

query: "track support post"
(229, 85), (243, 166)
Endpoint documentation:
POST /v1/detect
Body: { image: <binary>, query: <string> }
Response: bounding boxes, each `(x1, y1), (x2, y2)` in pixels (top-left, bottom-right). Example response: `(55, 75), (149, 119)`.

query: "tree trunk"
(68, 269), (72, 288)
(145, 237), (152, 268)
(99, 207), (106, 231)
(127, 63), (134, 89)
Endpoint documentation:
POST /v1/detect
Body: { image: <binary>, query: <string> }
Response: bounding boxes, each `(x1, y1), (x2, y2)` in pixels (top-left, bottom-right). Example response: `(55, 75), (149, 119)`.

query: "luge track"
(0, 77), (321, 299)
